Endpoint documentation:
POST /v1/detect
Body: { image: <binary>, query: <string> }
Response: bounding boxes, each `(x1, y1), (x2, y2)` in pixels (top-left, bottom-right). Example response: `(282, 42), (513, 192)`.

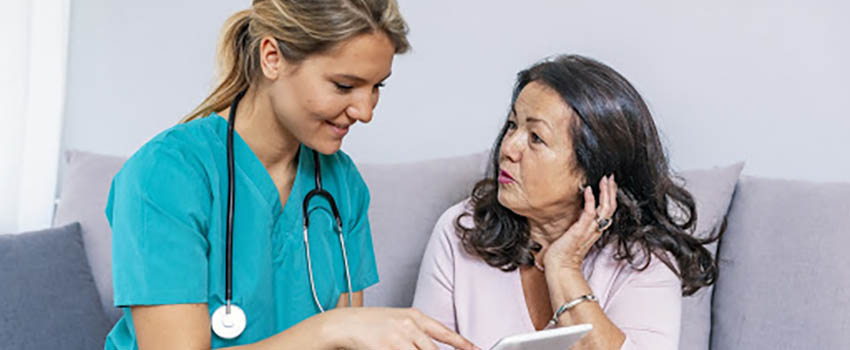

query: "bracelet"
(548, 294), (598, 327)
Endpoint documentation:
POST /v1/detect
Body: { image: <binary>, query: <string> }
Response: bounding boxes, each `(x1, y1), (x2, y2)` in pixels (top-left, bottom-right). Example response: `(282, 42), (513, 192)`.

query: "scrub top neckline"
(209, 112), (305, 217)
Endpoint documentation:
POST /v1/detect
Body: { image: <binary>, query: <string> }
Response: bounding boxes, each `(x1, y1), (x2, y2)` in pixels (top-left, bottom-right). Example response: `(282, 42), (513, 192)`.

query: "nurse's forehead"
(308, 33), (395, 82)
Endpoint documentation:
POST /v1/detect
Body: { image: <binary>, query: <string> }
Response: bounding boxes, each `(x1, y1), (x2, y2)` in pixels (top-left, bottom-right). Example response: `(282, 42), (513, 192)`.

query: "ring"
(596, 217), (613, 231)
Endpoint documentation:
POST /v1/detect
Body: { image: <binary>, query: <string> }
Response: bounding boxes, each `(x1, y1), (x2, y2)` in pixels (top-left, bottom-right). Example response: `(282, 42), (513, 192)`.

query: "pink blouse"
(413, 200), (682, 350)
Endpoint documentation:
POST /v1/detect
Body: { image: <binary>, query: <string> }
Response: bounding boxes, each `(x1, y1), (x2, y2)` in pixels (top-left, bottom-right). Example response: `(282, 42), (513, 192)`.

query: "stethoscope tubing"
(225, 90), (246, 309)
(216, 90), (354, 339)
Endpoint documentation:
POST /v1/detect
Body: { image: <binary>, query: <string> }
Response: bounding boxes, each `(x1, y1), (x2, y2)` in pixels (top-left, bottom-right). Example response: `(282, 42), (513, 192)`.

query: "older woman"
(413, 55), (717, 350)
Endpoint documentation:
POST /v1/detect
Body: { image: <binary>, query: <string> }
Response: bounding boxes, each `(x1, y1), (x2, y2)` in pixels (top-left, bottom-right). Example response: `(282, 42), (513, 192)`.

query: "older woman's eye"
(506, 120), (517, 130)
(531, 132), (545, 144)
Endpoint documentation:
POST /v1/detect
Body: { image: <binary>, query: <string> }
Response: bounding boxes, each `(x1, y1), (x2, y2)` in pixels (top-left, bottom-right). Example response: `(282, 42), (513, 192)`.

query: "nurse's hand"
(322, 307), (480, 350)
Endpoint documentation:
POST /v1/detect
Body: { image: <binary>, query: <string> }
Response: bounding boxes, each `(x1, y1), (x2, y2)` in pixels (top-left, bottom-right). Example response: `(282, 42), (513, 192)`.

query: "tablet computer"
(489, 324), (592, 350)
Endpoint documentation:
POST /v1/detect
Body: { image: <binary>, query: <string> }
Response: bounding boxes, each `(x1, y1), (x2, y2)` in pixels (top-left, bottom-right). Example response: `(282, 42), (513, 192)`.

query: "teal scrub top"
(104, 113), (379, 349)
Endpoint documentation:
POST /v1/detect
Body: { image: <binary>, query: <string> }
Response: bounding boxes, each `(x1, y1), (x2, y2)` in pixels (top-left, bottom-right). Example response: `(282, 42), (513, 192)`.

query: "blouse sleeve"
(412, 208), (459, 350)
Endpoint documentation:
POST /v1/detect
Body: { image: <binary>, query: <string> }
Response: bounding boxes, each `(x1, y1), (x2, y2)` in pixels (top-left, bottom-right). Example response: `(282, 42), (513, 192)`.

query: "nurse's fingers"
(411, 309), (479, 350)
(412, 331), (438, 350)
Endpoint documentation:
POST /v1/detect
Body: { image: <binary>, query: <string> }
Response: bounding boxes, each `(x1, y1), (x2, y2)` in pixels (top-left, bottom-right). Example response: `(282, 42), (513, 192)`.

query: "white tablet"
(489, 324), (593, 350)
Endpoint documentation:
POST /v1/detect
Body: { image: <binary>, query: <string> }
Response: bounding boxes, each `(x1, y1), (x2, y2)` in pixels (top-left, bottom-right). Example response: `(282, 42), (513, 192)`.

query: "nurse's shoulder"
(115, 116), (221, 187)
(106, 116), (222, 227)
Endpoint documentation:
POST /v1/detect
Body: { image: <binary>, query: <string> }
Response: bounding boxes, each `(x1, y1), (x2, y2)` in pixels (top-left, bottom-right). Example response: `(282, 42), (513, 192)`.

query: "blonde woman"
(105, 1), (477, 349)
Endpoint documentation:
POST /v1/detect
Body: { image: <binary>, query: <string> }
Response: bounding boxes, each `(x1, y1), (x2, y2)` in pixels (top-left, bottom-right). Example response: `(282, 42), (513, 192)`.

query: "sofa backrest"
(710, 176), (850, 349)
(358, 153), (489, 307)
(55, 149), (746, 350)
(53, 150), (127, 323)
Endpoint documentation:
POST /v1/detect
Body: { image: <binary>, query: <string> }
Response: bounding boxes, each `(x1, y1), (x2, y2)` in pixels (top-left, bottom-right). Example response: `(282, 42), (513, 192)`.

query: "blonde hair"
(182, 0), (410, 123)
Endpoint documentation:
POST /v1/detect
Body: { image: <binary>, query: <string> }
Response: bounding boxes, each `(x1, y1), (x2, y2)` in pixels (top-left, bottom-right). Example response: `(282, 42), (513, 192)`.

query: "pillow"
(359, 152), (489, 307)
(0, 222), (112, 349)
(53, 150), (127, 323)
(676, 163), (745, 350)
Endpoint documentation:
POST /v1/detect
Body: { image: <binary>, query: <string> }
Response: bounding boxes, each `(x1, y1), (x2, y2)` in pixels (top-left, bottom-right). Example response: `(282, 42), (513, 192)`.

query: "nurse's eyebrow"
(334, 72), (393, 85)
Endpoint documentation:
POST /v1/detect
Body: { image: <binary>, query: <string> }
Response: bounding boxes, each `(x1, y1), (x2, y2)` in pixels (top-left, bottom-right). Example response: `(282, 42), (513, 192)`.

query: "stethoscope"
(211, 90), (355, 339)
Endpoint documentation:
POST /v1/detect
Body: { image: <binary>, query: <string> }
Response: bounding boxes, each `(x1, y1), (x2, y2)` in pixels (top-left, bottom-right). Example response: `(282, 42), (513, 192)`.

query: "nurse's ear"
(259, 35), (291, 80)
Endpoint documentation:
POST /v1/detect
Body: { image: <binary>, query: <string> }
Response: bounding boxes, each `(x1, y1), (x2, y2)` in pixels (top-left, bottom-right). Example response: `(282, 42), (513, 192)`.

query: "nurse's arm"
(131, 303), (336, 350)
(335, 291), (364, 307)
(132, 297), (479, 350)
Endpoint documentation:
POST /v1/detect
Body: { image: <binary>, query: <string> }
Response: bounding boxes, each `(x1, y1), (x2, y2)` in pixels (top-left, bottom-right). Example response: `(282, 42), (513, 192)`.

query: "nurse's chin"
(306, 139), (343, 155)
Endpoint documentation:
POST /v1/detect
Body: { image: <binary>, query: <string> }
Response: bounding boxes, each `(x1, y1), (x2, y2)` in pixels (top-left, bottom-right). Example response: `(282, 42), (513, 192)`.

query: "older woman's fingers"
(584, 185), (596, 213)
(580, 186), (598, 227)
(580, 225), (604, 253)
(596, 176), (610, 218)
(565, 187), (596, 241)
(610, 174), (620, 211)
(579, 186), (600, 237)
(598, 175), (617, 220)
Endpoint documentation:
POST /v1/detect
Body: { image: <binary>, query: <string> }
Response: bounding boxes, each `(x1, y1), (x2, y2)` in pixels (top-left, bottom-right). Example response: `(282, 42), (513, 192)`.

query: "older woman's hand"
(542, 175), (618, 273)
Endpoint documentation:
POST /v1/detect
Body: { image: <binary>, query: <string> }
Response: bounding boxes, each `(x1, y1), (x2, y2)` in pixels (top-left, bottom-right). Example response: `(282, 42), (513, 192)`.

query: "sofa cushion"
(0, 222), (112, 350)
(359, 152), (489, 307)
(53, 150), (127, 323)
(676, 163), (744, 350)
(711, 177), (850, 350)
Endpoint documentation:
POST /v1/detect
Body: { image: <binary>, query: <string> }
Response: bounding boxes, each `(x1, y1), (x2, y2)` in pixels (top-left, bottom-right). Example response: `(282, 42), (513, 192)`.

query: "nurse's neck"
(218, 88), (300, 174)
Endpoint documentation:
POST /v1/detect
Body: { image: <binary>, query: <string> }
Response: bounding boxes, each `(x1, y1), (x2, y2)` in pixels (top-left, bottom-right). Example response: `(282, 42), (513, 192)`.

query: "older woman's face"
(497, 81), (585, 219)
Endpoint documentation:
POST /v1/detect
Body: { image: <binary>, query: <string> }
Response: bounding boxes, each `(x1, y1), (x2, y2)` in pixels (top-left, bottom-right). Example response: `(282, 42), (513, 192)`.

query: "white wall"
(0, 0), (31, 232)
(62, 0), (850, 183)
(1, 0), (71, 233)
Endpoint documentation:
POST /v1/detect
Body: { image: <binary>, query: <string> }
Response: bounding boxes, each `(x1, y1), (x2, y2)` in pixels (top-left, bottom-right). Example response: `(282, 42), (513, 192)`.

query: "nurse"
(104, 1), (477, 349)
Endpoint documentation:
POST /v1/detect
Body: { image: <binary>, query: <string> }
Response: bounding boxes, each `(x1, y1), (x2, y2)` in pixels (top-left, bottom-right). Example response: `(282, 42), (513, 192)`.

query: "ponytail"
(182, 10), (253, 123)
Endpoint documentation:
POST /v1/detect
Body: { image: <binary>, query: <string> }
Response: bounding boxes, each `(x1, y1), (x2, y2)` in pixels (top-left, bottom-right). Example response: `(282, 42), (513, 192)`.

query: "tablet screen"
(489, 324), (592, 350)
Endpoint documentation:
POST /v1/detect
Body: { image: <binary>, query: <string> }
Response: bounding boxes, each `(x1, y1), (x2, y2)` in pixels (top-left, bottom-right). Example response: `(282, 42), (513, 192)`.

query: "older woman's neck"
(527, 209), (581, 245)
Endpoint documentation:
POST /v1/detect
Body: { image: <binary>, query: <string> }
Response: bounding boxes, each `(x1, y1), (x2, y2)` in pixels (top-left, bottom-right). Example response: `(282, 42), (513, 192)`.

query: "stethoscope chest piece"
(211, 304), (247, 339)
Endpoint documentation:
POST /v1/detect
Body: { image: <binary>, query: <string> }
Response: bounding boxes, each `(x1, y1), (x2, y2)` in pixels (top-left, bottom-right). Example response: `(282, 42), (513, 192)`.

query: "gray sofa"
(1, 150), (848, 349)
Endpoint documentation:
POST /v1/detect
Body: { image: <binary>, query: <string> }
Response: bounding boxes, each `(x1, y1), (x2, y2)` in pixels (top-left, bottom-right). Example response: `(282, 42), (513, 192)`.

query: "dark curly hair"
(456, 55), (718, 296)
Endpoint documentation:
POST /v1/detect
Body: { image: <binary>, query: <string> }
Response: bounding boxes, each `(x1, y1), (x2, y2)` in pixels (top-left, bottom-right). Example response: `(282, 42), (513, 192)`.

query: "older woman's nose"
(501, 134), (523, 162)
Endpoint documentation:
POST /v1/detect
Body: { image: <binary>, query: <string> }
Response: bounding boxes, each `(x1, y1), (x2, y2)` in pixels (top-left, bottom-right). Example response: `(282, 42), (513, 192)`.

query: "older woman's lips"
(498, 169), (515, 184)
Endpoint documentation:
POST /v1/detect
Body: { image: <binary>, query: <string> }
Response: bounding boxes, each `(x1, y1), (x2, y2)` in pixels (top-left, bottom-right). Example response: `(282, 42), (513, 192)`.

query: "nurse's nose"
(345, 89), (378, 124)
